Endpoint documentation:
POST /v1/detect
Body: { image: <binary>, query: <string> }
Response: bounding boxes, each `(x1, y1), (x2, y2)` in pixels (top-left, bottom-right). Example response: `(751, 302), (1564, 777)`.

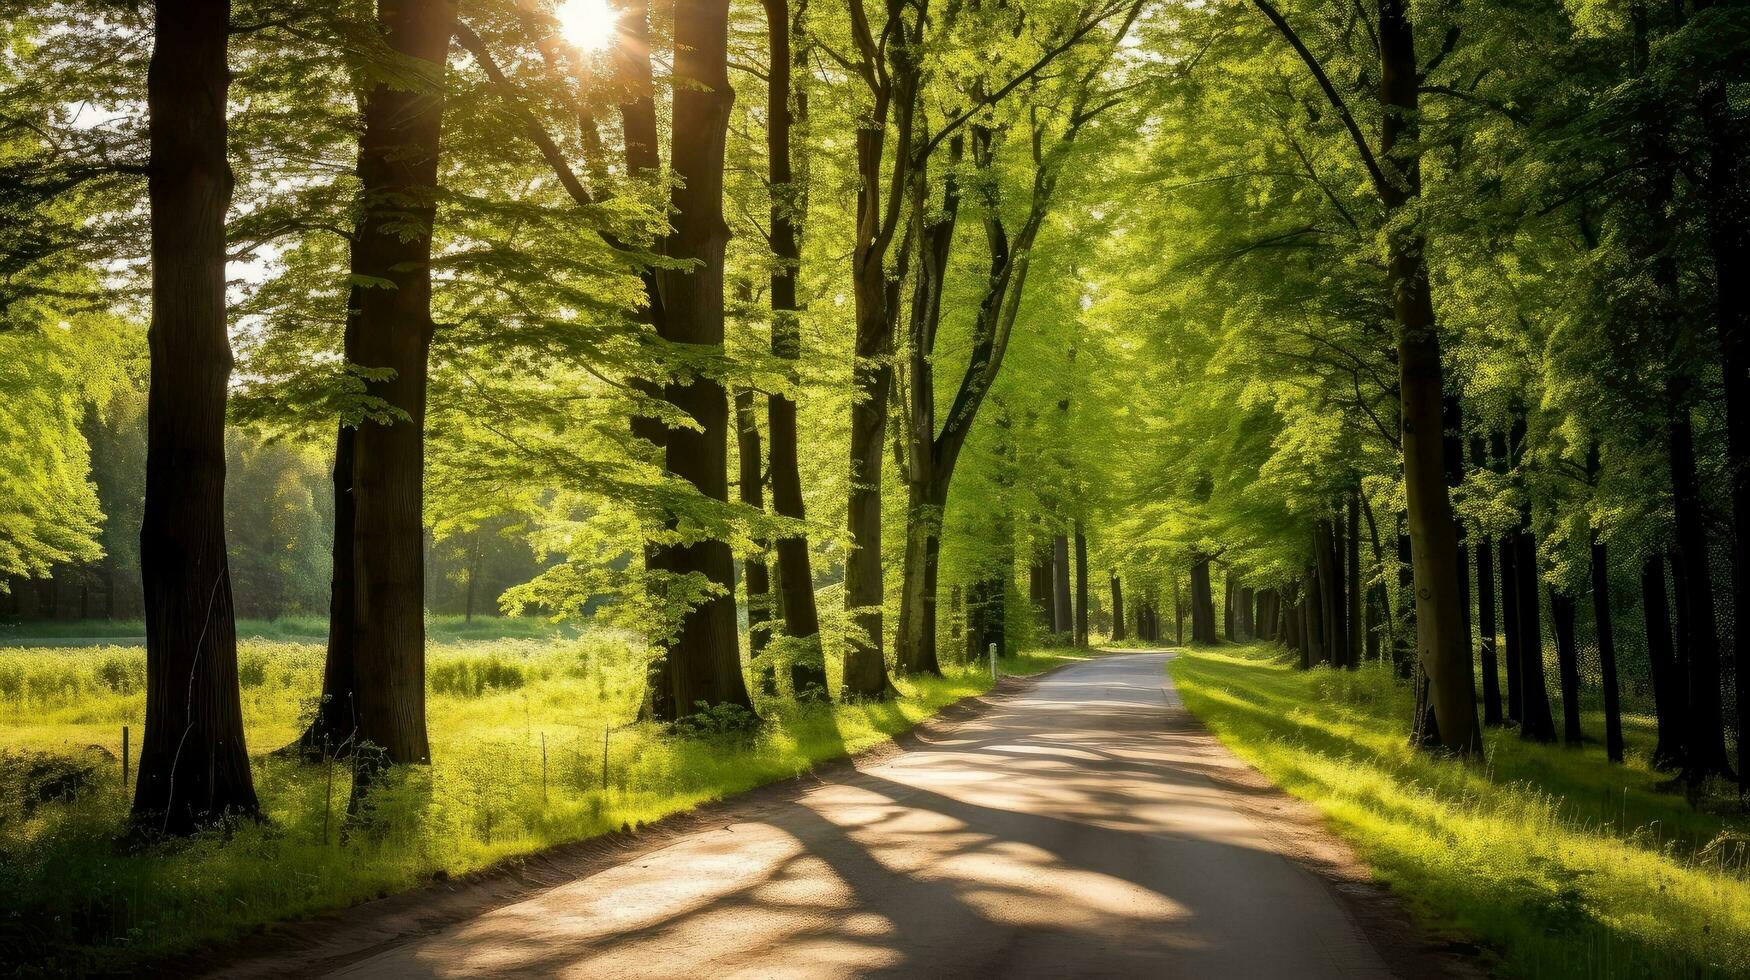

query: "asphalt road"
(310, 652), (1450, 979)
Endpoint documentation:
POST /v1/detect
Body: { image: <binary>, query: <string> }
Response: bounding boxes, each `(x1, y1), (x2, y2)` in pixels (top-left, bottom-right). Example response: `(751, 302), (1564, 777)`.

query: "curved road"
(292, 653), (1453, 978)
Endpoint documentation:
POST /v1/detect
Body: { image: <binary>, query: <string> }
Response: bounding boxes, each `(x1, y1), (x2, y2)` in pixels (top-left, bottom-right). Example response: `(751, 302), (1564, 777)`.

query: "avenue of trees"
(3, 0), (1747, 833)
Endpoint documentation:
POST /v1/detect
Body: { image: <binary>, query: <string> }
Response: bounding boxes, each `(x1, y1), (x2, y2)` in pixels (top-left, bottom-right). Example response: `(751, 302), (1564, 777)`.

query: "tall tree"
(646, 0), (755, 721)
(759, 0), (827, 696)
(133, 0), (258, 833)
(340, 0), (456, 772)
(1253, 0), (1481, 752)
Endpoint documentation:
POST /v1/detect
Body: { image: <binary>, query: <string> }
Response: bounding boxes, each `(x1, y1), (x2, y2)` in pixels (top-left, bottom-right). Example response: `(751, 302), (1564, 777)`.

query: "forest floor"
(199, 652), (1473, 980)
(1170, 643), (1750, 979)
(0, 635), (1087, 973)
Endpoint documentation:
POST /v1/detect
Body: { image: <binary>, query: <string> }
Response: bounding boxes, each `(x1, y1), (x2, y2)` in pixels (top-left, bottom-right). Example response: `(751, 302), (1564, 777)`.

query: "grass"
(0, 614), (578, 646)
(0, 636), (1093, 974)
(1168, 642), (1750, 980)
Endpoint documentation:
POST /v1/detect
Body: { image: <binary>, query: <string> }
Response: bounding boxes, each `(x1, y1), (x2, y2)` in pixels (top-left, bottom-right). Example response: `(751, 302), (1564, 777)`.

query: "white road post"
(989, 642), (998, 682)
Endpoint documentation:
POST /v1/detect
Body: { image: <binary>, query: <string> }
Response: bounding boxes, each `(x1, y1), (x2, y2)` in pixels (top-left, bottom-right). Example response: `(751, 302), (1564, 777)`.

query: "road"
(278, 652), (1462, 979)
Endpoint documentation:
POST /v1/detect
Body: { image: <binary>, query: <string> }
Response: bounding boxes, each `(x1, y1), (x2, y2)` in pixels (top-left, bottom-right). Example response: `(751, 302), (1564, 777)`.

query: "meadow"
(0, 631), (1089, 973)
(1169, 644), (1750, 979)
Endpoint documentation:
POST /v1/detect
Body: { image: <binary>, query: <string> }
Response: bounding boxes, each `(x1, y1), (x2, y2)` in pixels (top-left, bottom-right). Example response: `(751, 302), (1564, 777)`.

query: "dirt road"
(221, 652), (1469, 979)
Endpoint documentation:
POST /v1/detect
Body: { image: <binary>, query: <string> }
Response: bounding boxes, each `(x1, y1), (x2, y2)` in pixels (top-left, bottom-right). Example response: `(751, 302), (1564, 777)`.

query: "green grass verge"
(1168, 643), (1750, 979)
(0, 638), (1090, 973)
(0, 615), (577, 646)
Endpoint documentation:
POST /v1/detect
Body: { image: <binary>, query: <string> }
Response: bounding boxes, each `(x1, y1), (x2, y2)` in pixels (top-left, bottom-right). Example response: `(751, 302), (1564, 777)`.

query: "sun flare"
(557, 0), (620, 53)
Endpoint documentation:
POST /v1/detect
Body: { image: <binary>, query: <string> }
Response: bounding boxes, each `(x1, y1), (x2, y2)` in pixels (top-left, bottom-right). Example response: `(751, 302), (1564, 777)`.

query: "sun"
(557, 0), (620, 53)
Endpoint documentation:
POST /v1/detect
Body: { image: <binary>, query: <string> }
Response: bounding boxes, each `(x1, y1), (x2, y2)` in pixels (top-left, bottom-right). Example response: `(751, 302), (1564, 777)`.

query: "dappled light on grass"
(0, 638), (1089, 971)
(1170, 644), (1750, 979)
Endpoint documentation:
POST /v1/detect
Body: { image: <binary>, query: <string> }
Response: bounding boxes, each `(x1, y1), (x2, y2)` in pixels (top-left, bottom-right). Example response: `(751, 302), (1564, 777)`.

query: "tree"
(132, 0), (258, 833)
(759, 0), (828, 697)
(1252, 0), (1480, 752)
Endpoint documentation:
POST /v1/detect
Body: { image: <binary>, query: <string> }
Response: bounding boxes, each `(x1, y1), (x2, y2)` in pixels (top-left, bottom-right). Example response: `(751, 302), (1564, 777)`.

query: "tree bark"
(734, 389), (774, 670)
(1550, 587), (1583, 745)
(346, 0), (457, 775)
(1346, 490), (1362, 666)
(134, 0), (259, 833)
(1188, 557), (1217, 644)
(1029, 535), (1051, 631)
(1223, 571), (1236, 641)
(1642, 554), (1685, 769)
(1074, 524), (1089, 647)
(1374, 0), (1479, 752)
(840, 2), (919, 700)
(1314, 519), (1347, 667)
(1492, 431), (1523, 724)
(297, 418), (358, 757)
(1698, 34), (1750, 794)
(1051, 534), (1072, 636)
(648, 0), (755, 721)
(1669, 399), (1734, 782)
(1304, 562), (1328, 666)
(895, 478), (945, 676)
(1110, 574), (1125, 641)
(1591, 540), (1624, 762)
(1174, 572), (1185, 644)
(1394, 519), (1414, 677)
(1470, 435), (1502, 725)
(759, 0), (825, 697)
(1513, 523), (1557, 743)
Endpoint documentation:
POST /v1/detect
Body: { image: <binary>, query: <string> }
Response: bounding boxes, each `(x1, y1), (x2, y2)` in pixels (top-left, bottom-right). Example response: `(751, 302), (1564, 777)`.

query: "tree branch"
(1250, 0), (1389, 198)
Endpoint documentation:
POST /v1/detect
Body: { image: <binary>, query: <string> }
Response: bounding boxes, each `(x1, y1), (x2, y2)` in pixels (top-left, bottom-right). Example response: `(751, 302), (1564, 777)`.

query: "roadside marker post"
(989, 643), (998, 682)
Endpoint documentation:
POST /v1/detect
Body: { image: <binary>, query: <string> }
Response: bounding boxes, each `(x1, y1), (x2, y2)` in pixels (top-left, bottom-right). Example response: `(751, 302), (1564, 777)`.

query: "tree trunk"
(1550, 588), (1583, 745)
(734, 389), (774, 670)
(1669, 400), (1734, 782)
(1074, 525), (1089, 647)
(463, 529), (481, 624)
(760, 0), (825, 698)
(1514, 526), (1557, 743)
(1188, 558), (1217, 644)
(1174, 573), (1185, 644)
(1491, 432), (1523, 724)
(1379, 0), (1479, 753)
(1346, 490), (1362, 666)
(345, 0), (455, 771)
(133, 0), (258, 833)
(895, 479), (944, 676)
(1051, 534), (1072, 636)
(1314, 519), (1345, 667)
(1642, 554), (1685, 769)
(648, 0), (755, 722)
(1304, 563), (1328, 666)
(1110, 574), (1125, 641)
(1394, 520), (1414, 676)
(1699, 42), (1750, 794)
(1223, 571), (1236, 641)
(839, 4), (919, 702)
(842, 259), (896, 695)
(1470, 436), (1502, 725)
(297, 420), (358, 757)
(1591, 540), (1624, 763)
(1029, 538), (1051, 631)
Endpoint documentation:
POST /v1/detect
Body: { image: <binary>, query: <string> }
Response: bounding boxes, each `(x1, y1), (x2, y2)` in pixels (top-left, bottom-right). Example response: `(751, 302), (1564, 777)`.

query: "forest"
(2, 0), (1748, 975)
